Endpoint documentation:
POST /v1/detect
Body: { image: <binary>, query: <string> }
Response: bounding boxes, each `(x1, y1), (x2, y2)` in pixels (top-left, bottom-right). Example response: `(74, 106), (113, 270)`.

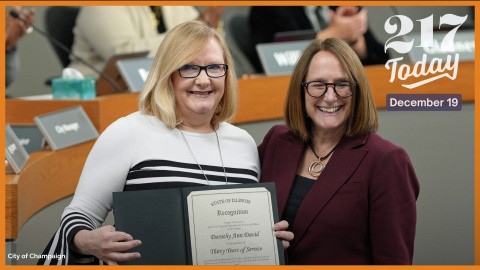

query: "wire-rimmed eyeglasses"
(302, 81), (355, 98)
(177, 64), (228, 78)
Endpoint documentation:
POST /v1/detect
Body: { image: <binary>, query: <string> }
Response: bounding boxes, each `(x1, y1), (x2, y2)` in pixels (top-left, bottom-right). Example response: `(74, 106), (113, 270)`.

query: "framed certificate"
(186, 187), (280, 265)
(113, 183), (284, 265)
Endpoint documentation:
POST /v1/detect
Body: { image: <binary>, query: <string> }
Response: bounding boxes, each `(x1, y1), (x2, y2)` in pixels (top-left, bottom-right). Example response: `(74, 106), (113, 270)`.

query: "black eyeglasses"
(302, 81), (355, 98)
(177, 64), (228, 78)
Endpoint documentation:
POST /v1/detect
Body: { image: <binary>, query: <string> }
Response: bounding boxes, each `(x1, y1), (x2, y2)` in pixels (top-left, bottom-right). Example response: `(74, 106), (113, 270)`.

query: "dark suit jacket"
(248, 6), (389, 72)
(258, 125), (419, 265)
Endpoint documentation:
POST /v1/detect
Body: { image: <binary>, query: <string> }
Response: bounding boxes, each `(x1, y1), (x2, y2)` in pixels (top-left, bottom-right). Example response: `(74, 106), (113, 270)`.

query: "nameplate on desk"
(5, 125), (30, 174)
(256, 40), (311, 76)
(8, 124), (45, 154)
(33, 106), (99, 151)
(406, 30), (474, 62)
(116, 57), (154, 93)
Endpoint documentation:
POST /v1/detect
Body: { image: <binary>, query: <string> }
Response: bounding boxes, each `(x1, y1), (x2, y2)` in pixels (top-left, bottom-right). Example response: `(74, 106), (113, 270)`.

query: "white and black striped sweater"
(39, 112), (260, 265)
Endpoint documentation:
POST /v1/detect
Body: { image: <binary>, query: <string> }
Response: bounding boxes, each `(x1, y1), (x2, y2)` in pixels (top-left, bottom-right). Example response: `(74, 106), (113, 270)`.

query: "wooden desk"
(6, 142), (94, 239)
(234, 61), (474, 123)
(5, 93), (140, 133)
(5, 61), (474, 239)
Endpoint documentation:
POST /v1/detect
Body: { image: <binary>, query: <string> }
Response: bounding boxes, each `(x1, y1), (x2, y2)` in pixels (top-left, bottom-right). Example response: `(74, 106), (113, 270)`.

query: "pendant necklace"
(179, 127), (228, 185)
(308, 141), (339, 178)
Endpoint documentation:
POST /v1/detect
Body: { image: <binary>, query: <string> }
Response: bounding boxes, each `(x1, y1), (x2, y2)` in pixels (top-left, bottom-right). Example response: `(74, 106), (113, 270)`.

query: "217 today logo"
(384, 14), (468, 89)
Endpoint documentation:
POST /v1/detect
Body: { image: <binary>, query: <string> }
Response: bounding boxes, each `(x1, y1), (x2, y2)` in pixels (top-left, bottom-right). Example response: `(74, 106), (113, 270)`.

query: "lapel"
(271, 134), (305, 216)
(290, 134), (370, 249)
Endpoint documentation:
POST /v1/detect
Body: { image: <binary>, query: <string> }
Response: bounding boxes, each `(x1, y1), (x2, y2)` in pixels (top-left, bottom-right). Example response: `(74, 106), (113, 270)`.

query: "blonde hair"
(138, 21), (237, 128)
(285, 38), (378, 142)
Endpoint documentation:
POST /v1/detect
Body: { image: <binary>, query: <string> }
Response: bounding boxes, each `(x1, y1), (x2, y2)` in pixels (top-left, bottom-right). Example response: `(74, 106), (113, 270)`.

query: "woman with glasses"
(39, 21), (292, 265)
(258, 38), (419, 264)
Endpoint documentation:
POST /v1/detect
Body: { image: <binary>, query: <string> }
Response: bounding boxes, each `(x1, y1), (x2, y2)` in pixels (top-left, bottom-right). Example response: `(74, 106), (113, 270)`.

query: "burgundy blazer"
(258, 125), (419, 265)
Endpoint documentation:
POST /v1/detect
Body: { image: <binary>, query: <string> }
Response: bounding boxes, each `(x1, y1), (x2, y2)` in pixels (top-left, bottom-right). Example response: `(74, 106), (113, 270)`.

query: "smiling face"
(304, 50), (352, 136)
(171, 38), (226, 125)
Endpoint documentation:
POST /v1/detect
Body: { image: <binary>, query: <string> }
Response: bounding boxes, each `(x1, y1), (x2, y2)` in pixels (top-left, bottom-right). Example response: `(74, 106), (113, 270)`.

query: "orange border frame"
(1, 1), (479, 270)
(475, 1), (479, 266)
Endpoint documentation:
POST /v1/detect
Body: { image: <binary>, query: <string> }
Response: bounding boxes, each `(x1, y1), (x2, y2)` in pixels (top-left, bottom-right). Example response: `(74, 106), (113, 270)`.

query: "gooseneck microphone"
(9, 10), (124, 93)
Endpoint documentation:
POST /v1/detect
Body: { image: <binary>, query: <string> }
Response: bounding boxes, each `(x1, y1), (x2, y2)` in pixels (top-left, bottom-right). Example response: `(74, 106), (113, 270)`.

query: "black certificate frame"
(112, 182), (284, 265)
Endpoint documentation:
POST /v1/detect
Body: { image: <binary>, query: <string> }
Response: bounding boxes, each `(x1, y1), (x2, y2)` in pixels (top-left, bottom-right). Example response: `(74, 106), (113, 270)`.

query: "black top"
(283, 174), (315, 230)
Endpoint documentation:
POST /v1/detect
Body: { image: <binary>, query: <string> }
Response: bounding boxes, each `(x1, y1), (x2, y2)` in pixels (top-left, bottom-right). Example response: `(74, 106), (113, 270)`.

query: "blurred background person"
(248, 6), (388, 73)
(68, 6), (224, 78)
(5, 6), (35, 90)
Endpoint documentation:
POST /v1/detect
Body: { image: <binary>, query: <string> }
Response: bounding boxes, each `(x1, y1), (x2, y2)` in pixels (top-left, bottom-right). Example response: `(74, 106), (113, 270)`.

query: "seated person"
(5, 6), (35, 89)
(248, 6), (388, 73)
(68, 6), (224, 78)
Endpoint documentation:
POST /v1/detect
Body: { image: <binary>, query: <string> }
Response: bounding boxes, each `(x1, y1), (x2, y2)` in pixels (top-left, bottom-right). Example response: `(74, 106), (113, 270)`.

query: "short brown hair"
(284, 38), (378, 142)
(138, 21), (237, 128)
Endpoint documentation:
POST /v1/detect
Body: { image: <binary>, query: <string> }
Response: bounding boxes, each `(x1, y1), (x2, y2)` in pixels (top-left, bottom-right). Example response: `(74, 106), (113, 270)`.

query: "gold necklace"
(308, 142), (339, 178)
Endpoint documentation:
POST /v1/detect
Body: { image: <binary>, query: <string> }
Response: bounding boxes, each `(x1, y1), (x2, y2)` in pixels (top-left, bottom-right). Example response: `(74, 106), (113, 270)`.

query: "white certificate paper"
(187, 187), (280, 265)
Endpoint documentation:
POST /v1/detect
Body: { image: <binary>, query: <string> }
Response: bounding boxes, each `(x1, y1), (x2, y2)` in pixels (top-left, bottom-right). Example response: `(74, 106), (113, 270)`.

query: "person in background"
(248, 6), (388, 73)
(39, 21), (293, 265)
(5, 6), (35, 89)
(68, 6), (224, 78)
(258, 38), (419, 264)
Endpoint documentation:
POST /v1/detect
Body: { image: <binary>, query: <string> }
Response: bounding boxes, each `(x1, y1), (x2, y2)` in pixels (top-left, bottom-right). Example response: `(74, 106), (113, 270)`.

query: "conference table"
(4, 61), (474, 240)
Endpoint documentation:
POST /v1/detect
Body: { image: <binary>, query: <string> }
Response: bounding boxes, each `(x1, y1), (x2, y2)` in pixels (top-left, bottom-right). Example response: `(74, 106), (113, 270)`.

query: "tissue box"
(51, 77), (96, 100)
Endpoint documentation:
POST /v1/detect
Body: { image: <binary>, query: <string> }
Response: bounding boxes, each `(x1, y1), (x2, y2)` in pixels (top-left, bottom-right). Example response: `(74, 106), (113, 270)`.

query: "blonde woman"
(40, 21), (292, 265)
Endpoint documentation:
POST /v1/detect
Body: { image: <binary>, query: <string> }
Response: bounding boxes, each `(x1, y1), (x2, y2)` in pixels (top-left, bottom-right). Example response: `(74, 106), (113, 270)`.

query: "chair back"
(44, 6), (80, 67)
(224, 12), (260, 75)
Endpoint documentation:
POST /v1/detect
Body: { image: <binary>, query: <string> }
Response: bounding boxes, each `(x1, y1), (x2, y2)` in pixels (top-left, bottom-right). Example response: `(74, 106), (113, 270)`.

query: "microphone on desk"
(9, 10), (124, 93)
